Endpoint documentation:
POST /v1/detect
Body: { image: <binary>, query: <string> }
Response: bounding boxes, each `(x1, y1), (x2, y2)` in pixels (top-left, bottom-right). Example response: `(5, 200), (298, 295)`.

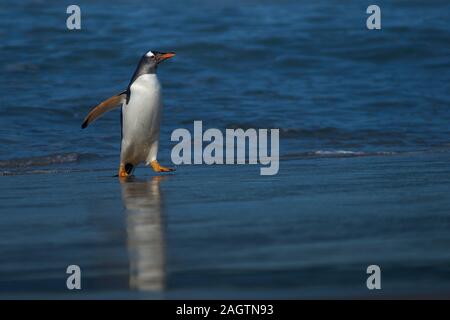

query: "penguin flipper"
(81, 91), (127, 129)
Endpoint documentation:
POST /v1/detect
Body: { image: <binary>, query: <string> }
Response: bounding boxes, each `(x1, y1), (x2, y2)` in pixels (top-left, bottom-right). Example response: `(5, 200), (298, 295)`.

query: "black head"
(137, 50), (176, 74)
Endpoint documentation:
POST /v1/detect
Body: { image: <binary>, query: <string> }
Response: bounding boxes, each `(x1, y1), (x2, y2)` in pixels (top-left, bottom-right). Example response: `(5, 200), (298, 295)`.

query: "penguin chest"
(122, 75), (162, 157)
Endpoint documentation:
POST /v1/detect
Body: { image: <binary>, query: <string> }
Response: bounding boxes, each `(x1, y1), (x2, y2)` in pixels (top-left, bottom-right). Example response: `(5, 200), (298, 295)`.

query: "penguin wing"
(81, 91), (127, 129)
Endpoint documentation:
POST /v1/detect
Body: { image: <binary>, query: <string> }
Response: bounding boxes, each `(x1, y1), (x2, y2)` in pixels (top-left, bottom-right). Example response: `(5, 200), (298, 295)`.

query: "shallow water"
(0, 0), (450, 298)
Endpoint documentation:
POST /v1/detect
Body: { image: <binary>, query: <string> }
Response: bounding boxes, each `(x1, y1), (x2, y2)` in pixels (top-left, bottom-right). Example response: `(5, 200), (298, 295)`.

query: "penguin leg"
(118, 163), (129, 177)
(118, 163), (134, 177)
(150, 160), (175, 173)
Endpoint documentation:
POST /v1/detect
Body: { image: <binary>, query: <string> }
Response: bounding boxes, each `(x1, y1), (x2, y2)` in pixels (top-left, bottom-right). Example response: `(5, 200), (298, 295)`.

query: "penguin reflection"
(120, 176), (166, 291)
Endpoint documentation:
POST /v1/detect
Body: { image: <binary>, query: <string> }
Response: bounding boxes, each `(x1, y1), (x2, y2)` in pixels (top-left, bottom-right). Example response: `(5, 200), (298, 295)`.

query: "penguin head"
(128, 51), (176, 87)
(145, 50), (175, 62)
(141, 50), (176, 70)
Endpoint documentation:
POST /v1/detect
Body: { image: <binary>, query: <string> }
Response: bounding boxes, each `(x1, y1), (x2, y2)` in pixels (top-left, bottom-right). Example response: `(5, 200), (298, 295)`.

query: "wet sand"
(1, 151), (450, 299)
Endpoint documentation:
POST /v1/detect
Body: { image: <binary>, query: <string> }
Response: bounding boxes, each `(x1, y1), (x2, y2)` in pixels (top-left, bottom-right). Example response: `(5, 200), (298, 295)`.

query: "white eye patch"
(145, 51), (154, 57)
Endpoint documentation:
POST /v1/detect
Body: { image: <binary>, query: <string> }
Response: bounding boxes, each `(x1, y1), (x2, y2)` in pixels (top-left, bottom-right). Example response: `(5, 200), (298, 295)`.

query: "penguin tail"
(81, 91), (127, 129)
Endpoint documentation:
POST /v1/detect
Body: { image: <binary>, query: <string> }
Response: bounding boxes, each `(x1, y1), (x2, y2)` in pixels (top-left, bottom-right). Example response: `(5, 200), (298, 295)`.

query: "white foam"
(315, 150), (364, 156)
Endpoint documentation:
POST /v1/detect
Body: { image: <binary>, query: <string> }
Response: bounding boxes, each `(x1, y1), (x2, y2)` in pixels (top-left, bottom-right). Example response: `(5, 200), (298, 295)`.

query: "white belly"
(121, 74), (162, 165)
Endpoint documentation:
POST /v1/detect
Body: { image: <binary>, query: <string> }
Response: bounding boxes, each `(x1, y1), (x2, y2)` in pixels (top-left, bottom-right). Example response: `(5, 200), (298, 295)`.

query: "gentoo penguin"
(81, 50), (175, 177)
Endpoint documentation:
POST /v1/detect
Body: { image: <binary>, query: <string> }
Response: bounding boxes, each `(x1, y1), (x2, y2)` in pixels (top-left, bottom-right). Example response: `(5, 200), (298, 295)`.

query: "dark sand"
(1, 151), (450, 299)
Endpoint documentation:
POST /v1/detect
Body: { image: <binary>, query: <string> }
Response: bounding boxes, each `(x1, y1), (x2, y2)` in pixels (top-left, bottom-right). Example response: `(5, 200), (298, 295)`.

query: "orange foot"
(118, 163), (130, 178)
(151, 160), (175, 173)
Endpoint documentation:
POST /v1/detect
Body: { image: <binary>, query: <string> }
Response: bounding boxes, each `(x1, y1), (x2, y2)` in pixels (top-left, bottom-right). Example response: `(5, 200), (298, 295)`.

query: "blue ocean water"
(0, 0), (450, 298)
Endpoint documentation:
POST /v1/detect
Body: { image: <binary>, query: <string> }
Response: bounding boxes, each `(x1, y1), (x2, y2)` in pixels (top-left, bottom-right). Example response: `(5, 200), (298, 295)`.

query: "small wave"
(0, 153), (81, 168)
(0, 167), (114, 177)
(0, 169), (78, 176)
(281, 150), (398, 161)
(314, 150), (396, 156)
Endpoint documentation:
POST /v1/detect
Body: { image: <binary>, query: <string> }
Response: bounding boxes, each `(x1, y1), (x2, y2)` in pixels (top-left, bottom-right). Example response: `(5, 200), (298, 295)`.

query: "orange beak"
(156, 52), (176, 63)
